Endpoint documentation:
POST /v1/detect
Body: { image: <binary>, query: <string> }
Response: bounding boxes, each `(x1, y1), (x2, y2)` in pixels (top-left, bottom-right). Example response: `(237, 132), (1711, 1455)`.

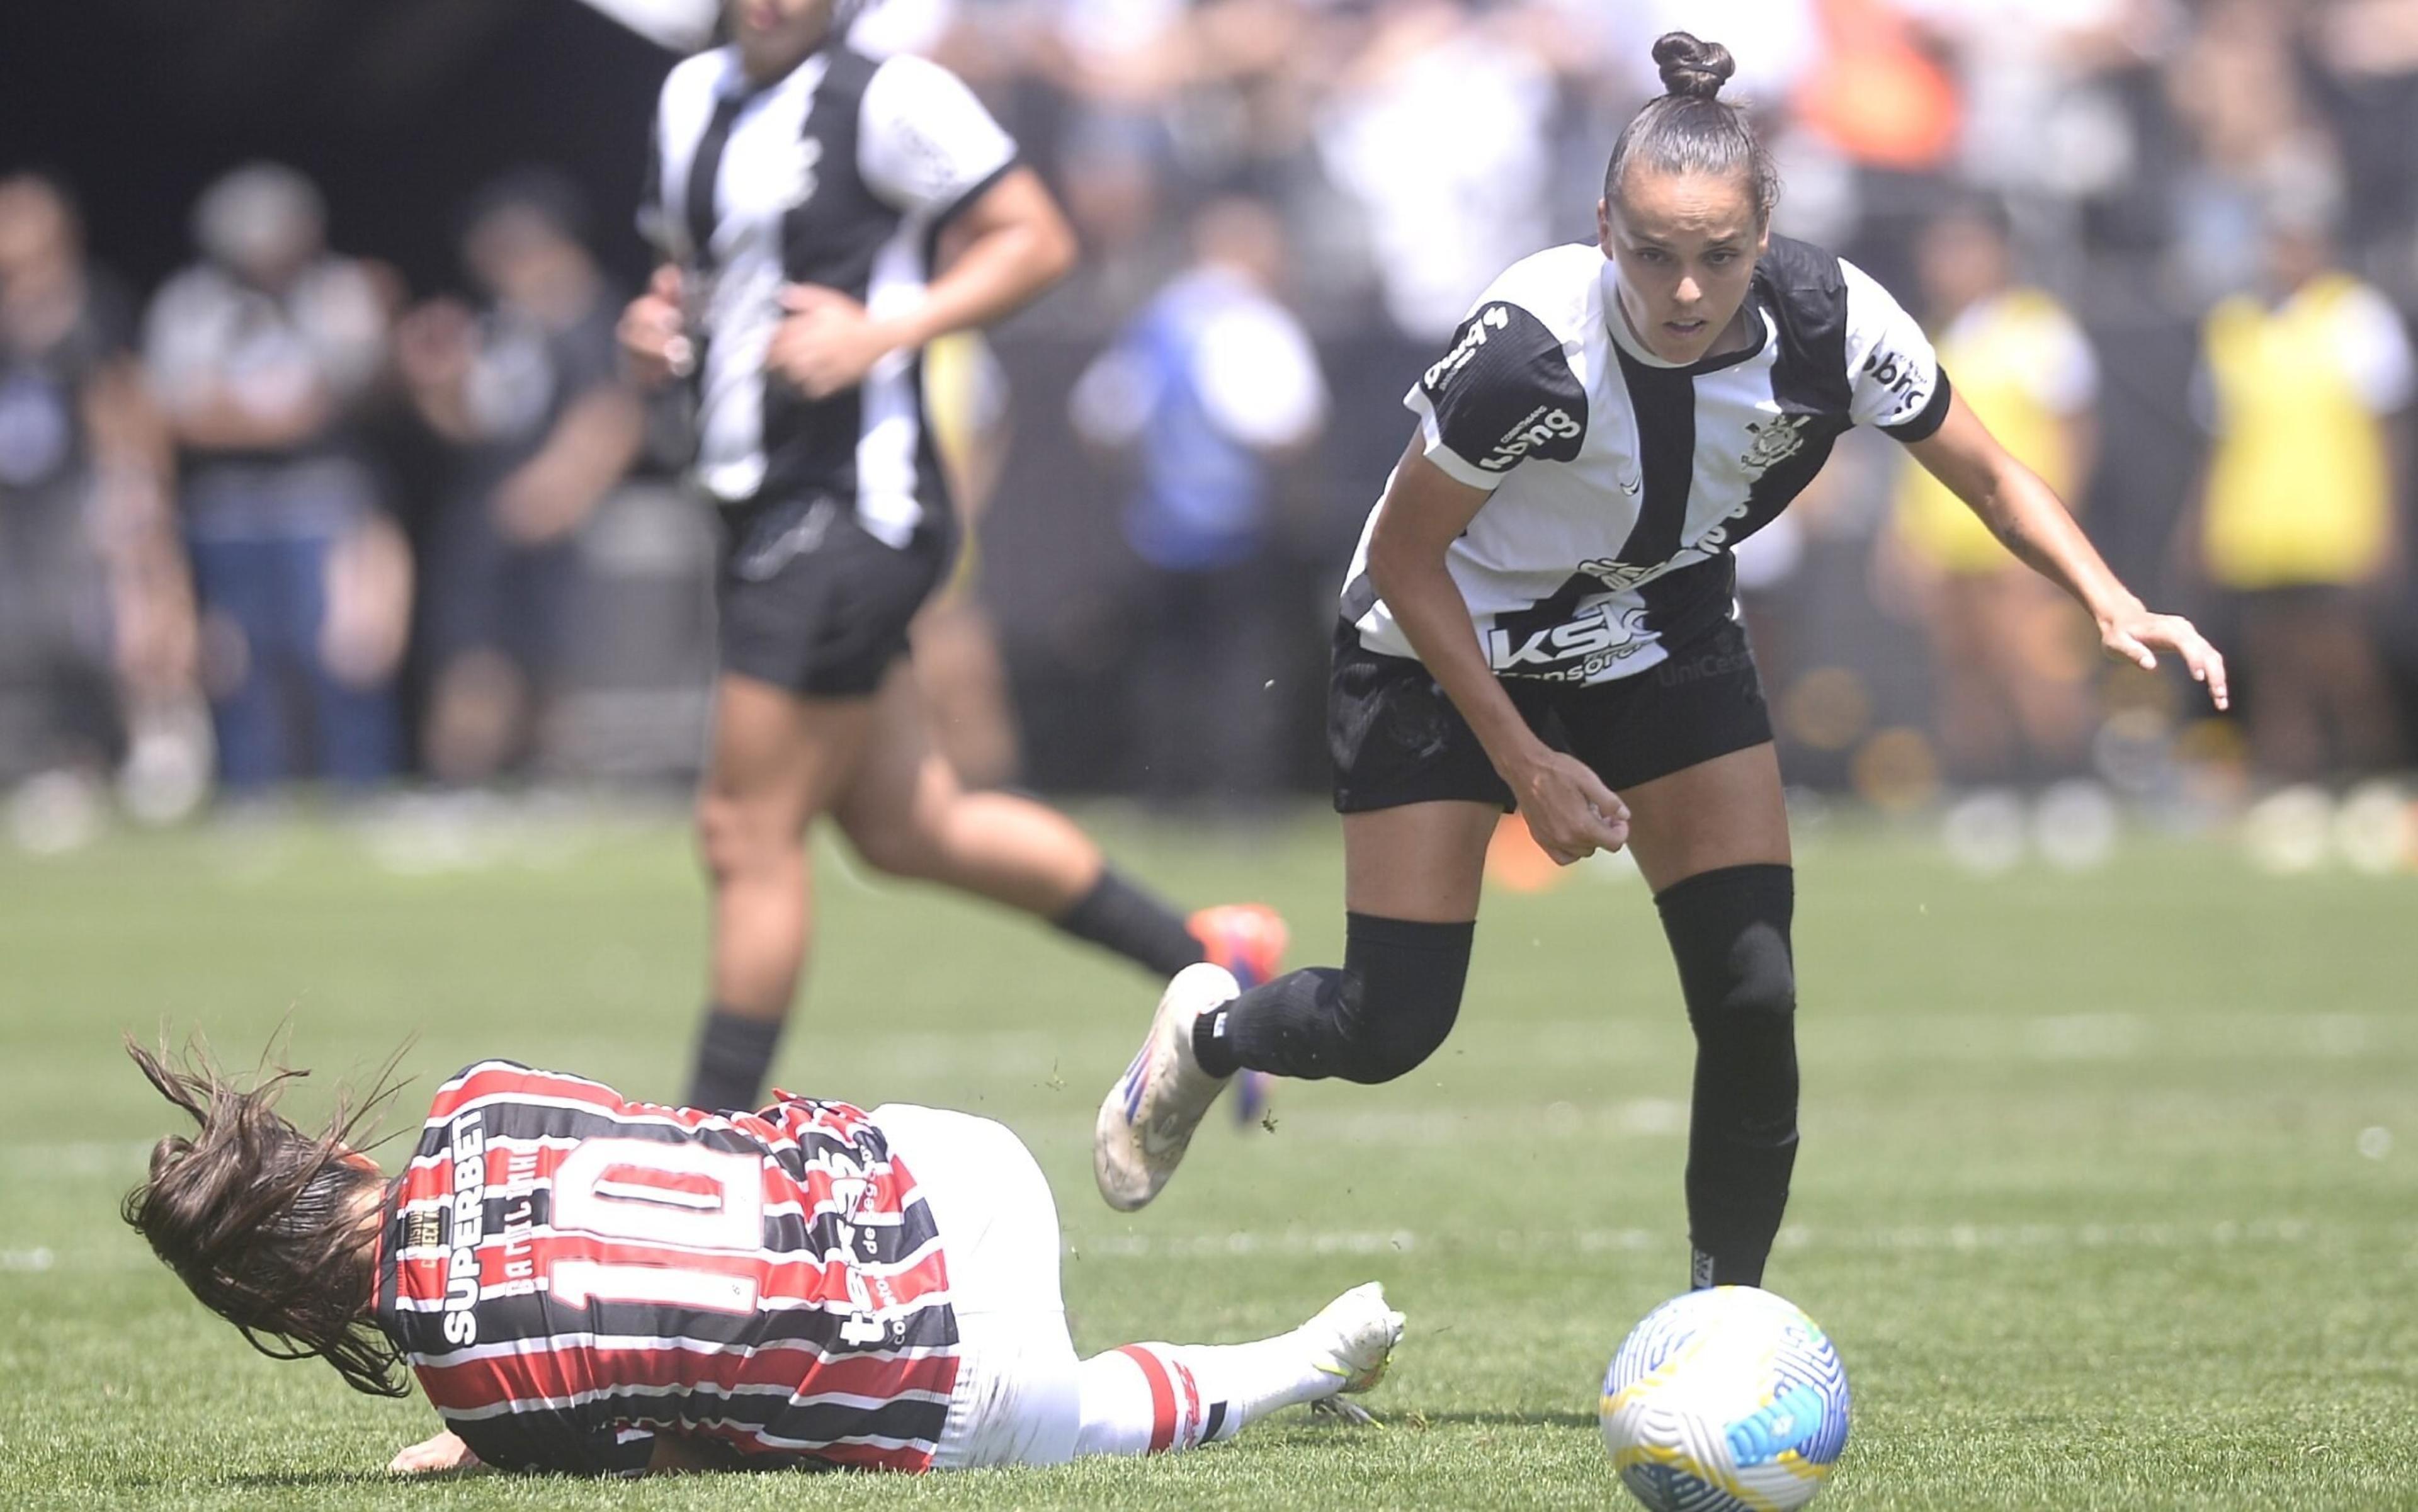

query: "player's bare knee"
(838, 812), (941, 880)
(696, 796), (790, 885)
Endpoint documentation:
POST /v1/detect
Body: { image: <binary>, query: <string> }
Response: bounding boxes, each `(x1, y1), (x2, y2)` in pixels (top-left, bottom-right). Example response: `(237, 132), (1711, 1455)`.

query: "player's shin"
(1654, 863), (1800, 1289)
(1070, 1285), (1402, 1457)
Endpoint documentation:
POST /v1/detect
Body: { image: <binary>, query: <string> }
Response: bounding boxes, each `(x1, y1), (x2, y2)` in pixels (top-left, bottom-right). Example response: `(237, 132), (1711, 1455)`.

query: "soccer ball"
(1598, 1285), (1850, 1512)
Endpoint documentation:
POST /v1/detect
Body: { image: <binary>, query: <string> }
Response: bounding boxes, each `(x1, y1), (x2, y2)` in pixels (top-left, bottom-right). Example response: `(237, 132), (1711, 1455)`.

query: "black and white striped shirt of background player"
(1340, 236), (1956, 687)
(642, 43), (1018, 544)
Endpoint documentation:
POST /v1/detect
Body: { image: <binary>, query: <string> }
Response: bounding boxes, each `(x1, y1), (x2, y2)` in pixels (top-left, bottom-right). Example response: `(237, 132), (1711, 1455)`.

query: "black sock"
(685, 1006), (785, 1113)
(1193, 914), (1472, 1083)
(1655, 864), (1799, 1289)
(1050, 867), (1205, 979)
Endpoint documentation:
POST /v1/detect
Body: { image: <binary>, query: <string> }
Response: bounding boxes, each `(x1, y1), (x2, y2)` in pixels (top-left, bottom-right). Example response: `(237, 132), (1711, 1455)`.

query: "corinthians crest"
(1740, 412), (1812, 477)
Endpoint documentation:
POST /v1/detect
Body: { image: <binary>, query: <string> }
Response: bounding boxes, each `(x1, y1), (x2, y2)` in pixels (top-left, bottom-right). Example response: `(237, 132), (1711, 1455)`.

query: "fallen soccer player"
(122, 1043), (1402, 1475)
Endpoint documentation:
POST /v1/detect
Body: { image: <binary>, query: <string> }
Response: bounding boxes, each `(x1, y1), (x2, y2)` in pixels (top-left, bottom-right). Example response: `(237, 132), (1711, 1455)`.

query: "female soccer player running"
(122, 1041), (1400, 1476)
(1098, 33), (2228, 1293)
(616, 0), (1282, 1113)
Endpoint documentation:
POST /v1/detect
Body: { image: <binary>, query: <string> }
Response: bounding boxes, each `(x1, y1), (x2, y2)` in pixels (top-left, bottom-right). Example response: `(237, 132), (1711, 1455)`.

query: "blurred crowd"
(5, 0), (2417, 856)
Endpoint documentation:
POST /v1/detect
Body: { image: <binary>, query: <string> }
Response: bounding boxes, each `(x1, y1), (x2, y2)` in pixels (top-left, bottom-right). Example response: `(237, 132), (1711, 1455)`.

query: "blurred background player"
(1070, 195), (1329, 813)
(143, 164), (411, 795)
(0, 172), (203, 831)
(121, 1040), (1404, 1476)
(617, 0), (1286, 1112)
(2189, 193), (2412, 785)
(1882, 197), (2101, 788)
(396, 171), (645, 786)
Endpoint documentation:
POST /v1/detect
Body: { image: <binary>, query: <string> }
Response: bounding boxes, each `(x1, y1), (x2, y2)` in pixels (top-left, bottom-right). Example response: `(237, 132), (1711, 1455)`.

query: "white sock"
(1072, 1333), (1334, 1457)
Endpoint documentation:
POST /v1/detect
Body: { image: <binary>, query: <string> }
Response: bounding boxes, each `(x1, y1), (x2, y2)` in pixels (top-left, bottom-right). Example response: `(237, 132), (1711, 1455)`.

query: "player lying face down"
(122, 1039), (1402, 1477)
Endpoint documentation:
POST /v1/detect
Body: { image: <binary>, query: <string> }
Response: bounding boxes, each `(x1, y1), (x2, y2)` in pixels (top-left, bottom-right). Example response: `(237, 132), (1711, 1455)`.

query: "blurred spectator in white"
(1314, 1), (1557, 338)
(0, 172), (204, 827)
(1909, 0), (2173, 255)
(1070, 196), (1326, 805)
(2189, 194), (2412, 782)
(396, 171), (643, 786)
(2165, 0), (2343, 302)
(1882, 198), (2101, 785)
(144, 163), (407, 795)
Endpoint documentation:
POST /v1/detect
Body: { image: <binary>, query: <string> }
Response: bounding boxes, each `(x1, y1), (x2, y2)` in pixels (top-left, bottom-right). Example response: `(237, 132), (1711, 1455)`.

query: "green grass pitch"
(2, 809), (2413, 1509)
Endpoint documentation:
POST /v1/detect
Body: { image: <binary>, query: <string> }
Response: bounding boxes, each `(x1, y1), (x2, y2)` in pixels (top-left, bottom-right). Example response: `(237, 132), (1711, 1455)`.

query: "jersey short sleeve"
(1402, 300), (1588, 491)
(2024, 300), (2100, 417)
(856, 54), (1018, 224)
(2331, 282), (2417, 414)
(1841, 260), (1953, 440)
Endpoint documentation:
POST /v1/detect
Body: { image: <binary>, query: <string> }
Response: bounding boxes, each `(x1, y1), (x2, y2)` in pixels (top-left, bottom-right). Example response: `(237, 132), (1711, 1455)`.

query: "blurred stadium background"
(3, 0), (2417, 873)
(6, 7), (2418, 1507)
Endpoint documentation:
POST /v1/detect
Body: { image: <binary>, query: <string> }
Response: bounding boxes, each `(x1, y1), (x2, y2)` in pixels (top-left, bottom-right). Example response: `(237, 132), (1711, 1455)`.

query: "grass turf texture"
(1, 808), (2413, 1511)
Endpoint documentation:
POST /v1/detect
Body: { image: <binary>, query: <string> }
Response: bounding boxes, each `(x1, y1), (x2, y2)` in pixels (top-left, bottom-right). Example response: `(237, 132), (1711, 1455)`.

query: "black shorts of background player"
(1096, 31), (2232, 1292)
(618, 0), (1286, 1113)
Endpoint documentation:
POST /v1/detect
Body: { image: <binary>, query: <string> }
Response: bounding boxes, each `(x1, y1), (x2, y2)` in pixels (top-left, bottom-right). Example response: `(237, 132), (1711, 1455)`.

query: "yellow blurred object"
(1781, 666), (1873, 753)
(1851, 727), (1941, 813)
(1895, 289), (2090, 574)
(2202, 275), (2396, 588)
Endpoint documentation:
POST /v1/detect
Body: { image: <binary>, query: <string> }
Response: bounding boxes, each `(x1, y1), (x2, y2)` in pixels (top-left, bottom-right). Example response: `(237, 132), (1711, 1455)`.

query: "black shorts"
(713, 494), (954, 698)
(1329, 617), (1773, 812)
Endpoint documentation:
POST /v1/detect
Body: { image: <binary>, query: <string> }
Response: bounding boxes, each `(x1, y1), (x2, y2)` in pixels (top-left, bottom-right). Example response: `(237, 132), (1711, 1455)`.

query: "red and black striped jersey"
(373, 1062), (960, 1475)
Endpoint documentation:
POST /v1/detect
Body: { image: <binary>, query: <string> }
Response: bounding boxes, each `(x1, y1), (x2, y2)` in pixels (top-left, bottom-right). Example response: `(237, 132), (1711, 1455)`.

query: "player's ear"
(1596, 198), (1615, 254)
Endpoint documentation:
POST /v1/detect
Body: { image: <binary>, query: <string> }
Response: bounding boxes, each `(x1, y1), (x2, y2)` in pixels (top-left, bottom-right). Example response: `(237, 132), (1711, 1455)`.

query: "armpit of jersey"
(1841, 259), (1953, 441)
(1404, 301), (1588, 490)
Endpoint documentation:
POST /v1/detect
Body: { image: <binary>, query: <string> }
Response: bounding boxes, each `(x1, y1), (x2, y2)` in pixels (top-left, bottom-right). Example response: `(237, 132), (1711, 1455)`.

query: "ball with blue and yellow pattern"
(1599, 1285), (1850, 1512)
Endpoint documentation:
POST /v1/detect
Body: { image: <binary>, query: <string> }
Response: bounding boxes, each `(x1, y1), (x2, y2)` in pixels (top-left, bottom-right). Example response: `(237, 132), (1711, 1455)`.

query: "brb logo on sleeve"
(1424, 305), (1512, 392)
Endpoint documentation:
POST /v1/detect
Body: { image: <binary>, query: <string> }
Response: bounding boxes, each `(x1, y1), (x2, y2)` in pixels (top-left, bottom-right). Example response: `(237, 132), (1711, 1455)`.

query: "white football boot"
(1300, 1282), (1406, 1400)
(1095, 962), (1238, 1211)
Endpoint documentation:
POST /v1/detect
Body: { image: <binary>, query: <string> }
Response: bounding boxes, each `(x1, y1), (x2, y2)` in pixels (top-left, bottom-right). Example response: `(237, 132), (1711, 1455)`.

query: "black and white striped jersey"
(646, 45), (1016, 542)
(1341, 237), (1953, 685)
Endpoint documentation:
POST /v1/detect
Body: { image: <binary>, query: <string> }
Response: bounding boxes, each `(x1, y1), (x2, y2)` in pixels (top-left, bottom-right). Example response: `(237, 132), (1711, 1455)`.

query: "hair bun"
(1652, 31), (1735, 101)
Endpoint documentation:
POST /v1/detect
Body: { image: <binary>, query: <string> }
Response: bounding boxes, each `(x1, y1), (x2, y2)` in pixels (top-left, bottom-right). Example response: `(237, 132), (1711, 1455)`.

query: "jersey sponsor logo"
(442, 1111), (487, 1346)
(1575, 554), (1695, 596)
(1422, 305), (1511, 393)
(1860, 344), (1930, 418)
(1485, 601), (1652, 678)
(1739, 413), (1812, 477)
(1479, 405), (1582, 472)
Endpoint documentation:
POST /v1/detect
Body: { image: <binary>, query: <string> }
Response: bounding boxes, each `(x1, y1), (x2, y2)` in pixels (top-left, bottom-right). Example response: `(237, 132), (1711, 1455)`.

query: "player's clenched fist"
(763, 282), (900, 401)
(1513, 750), (1632, 866)
(617, 265), (691, 387)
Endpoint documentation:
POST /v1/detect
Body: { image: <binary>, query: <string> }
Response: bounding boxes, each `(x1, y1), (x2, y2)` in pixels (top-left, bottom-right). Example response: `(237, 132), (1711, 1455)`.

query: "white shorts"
(870, 1105), (1082, 1469)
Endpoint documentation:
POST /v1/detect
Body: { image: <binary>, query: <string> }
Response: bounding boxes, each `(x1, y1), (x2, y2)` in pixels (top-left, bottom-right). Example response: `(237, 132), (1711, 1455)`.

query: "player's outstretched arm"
(1903, 391), (2230, 708)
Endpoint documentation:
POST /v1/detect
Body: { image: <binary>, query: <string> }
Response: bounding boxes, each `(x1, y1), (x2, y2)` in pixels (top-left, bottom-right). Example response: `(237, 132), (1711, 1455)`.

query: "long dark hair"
(120, 1035), (411, 1397)
(1604, 33), (1781, 225)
